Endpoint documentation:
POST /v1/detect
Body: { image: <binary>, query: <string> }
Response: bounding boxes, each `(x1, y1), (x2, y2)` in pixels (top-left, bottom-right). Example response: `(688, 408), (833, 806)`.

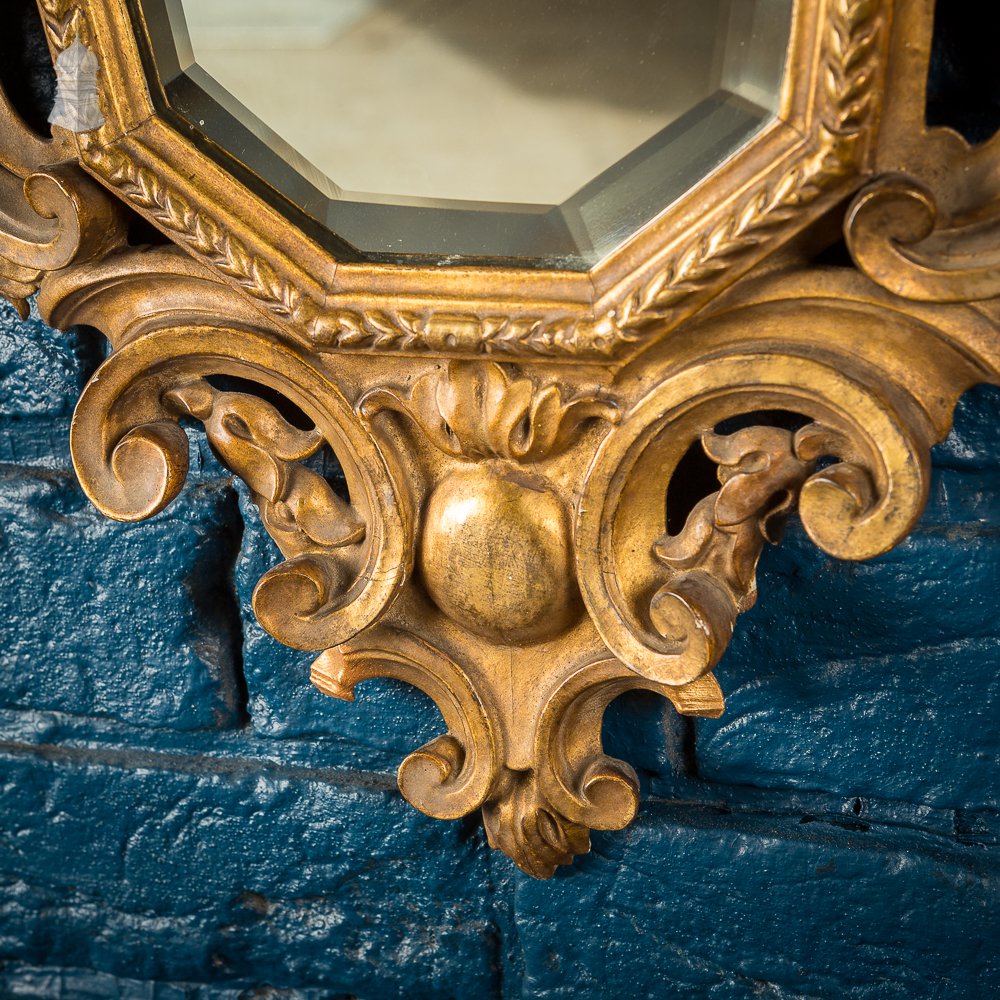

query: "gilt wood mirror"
(2, 0), (1000, 878)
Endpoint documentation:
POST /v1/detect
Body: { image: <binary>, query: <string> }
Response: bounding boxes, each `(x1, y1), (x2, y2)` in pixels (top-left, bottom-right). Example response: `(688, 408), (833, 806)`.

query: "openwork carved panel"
(2, 0), (1000, 877)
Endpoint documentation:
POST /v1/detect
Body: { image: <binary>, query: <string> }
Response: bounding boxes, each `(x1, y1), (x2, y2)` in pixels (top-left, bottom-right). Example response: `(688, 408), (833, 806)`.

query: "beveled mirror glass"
(134, 0), (794, 266)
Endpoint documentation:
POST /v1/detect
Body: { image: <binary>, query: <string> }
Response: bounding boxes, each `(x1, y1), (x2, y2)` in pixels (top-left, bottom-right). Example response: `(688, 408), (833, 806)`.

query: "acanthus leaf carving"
(58, 310), (412, 655)
(36, 0), (89, 52)
(481, 770), (593, 880)
(650, 423), (872, 677)
(164, 379), (365, 553)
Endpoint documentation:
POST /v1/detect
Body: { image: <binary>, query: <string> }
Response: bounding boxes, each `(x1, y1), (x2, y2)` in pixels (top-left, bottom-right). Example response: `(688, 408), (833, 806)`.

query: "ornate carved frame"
(2, 0), (999, 878)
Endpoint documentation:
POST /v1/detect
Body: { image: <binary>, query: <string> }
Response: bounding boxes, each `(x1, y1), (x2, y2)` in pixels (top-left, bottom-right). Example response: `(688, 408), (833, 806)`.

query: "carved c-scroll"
(49, 256), (413, 652)
(0, 165), (123, 310)
(847, 173), (1000, 304)
(578, 277), (994, 700)
(312, 626), (499, 822)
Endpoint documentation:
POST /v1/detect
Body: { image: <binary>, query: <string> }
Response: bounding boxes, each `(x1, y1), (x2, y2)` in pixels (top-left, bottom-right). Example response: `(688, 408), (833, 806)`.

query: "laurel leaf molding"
(29, 0), (888, 360)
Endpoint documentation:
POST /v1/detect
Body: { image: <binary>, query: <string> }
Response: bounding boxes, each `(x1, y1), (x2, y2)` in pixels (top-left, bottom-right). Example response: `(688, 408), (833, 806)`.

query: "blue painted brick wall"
(1, 293), (999, 998)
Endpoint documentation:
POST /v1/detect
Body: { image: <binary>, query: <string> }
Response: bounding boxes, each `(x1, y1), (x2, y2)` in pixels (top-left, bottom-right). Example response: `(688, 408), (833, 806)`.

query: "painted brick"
(0, 964), (253, 1000)
(0, 704), (411, 781)
(0, 749), (498, 999)
(0, 298), (102, 418)
(0, 468), (245, 730)
(515, 805), (1000, 1000)
(0, 416), (73, 470)
(0, 963), (342, 999)
(933, 382), (1000, 471)
(695, 461), (1000, 810)
(603, 689), (688, 790)
(700, 628), (1000, 810)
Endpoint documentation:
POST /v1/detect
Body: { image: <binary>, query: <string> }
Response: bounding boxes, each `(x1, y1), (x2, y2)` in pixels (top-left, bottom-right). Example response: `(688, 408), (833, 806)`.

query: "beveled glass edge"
(130, 0), (791, 270)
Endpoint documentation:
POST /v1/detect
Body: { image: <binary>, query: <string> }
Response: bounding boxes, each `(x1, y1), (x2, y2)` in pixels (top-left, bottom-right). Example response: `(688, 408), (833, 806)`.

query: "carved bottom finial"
(482, 770), (593, 879)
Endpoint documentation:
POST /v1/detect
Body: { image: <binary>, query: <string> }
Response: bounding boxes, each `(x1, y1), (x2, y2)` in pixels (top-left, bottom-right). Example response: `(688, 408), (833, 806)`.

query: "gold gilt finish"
(3, 0), (1000, 877)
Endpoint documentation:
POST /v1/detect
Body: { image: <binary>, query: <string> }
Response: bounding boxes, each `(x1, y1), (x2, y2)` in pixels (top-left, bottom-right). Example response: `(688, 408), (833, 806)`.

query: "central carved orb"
(420, 464), (579, 644)
(133, 0), (793, 266)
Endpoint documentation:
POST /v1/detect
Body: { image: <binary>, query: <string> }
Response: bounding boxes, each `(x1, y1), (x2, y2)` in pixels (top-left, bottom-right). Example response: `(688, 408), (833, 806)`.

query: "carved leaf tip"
(310, 648), (355, 701)
(165, 378), (364, 552)
(360, 361), (617, 462)
(646, 423), (849, 683)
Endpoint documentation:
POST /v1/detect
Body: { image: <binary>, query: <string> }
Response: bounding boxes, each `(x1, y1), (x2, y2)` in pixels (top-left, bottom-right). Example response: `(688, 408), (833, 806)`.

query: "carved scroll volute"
(312, 626), (500, 825)
(0, 41), (113, 315)
(67, 321), (412, 652)
(580, 358), (901, 690)
(854, 0), (1000, 308)
(0, 160), (127, 317)
(846, 172), (1000, 305)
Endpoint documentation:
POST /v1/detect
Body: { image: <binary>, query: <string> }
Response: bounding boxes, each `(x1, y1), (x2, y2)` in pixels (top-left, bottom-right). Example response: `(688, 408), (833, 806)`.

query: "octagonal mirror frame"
(4, 0), (1000, 878)
(42, 0), (860, 358)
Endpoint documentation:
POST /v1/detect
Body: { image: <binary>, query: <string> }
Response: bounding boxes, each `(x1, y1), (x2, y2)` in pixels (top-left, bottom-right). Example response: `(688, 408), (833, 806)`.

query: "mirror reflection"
(142, 0), (794, 266)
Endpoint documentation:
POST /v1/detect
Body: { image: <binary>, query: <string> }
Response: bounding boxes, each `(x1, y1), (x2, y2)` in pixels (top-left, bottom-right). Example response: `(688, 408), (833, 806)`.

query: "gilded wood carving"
(3, 0), (1000, 877)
